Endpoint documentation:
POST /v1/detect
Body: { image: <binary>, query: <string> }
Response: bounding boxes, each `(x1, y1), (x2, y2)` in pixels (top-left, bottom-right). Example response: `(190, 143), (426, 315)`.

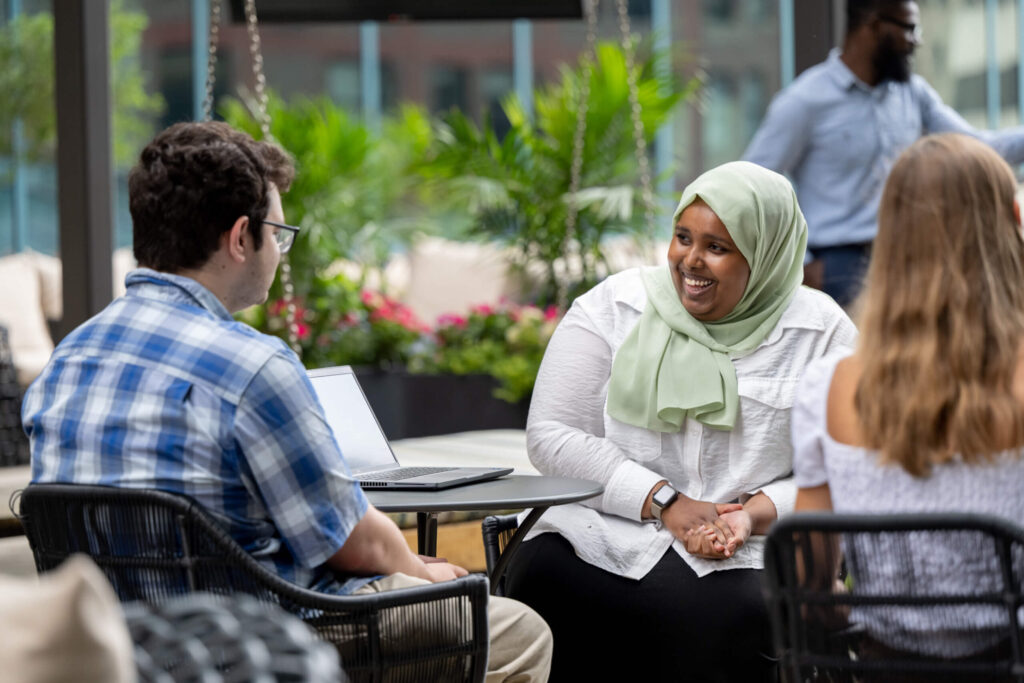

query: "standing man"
(744, 0), (1024, 306)
(22, 121), (552, 682)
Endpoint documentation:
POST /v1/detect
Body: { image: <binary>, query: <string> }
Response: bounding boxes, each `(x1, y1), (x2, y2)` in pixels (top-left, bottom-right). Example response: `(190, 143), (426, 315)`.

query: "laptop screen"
(307, 367), (398, 474)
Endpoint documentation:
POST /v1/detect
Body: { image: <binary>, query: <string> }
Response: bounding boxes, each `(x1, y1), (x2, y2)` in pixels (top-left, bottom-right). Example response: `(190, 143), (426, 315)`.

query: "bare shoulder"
(826, 354), (863, 446)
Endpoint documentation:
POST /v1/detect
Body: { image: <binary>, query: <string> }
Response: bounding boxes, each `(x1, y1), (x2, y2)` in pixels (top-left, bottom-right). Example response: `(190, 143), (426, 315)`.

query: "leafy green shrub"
(426, 41), (700, 304)
(409, 303), (561, 403)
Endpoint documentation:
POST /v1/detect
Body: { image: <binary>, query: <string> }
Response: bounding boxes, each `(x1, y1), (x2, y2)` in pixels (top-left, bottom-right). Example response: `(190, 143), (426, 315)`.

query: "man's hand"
(661, 495), (742, 548)
(422, 561), (469, 583)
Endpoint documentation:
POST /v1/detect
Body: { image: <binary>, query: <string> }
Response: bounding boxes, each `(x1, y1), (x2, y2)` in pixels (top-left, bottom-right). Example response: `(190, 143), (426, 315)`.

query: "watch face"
(654, 486), (676, 508)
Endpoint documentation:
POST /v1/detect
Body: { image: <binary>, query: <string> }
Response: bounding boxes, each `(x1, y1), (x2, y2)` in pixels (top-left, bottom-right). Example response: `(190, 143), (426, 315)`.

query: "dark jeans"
(813, 242), (872, 308)
(505, 532), (777, 683)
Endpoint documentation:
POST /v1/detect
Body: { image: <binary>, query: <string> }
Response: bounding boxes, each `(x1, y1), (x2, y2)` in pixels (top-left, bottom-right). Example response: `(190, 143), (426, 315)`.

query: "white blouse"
(792, 353), (1024, 657)
(524, 268), (856, 580)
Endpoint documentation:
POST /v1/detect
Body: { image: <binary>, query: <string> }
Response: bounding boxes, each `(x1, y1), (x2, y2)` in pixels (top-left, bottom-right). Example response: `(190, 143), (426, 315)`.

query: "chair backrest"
(764, 512), (1024, 683)
(18, 483), (288, 605)
(0, 326), (29, 467)
(19, 483), (491, 683)
(481, 513), (519, 597)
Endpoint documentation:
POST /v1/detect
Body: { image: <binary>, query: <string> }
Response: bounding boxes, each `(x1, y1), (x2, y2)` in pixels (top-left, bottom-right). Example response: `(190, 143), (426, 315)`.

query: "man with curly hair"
(22, 121), (552, 682)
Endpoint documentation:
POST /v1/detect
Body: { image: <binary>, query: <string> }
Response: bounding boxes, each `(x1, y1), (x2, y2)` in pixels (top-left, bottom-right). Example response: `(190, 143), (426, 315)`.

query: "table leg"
(487, 506), (547, 596)
(417, 511), (438, 556)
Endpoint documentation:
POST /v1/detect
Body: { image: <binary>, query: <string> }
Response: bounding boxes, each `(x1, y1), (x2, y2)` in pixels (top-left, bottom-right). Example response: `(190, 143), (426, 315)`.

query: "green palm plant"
(427, 41), (700, 304)
(222, 96), (444, 295)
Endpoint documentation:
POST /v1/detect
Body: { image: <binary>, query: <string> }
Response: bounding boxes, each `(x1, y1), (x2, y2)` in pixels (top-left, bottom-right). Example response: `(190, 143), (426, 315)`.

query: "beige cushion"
(403, 237), (524, 325)
(0, 253), (54, 386)
(19, 250), (63, 321)
(0, 555), (135, 682)
(0, 535), (37, 579)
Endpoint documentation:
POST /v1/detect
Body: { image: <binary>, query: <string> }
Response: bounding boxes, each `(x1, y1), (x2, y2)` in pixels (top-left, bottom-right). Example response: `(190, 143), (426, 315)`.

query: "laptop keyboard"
(360, 466), (459, 482)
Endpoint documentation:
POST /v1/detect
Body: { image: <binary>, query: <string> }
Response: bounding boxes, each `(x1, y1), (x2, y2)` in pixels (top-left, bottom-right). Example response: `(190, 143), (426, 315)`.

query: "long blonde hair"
(855, 133), (1024, 475)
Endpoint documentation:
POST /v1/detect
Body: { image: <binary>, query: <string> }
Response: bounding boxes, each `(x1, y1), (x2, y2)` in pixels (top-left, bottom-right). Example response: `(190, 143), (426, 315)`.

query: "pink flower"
(360, 290), (384, 309)
(437, 313), (468, 328)
(471, 303), (495, 315)
(544, 305), (560, 321)
(269, 298), (287, 316)
(296, 323), (311, 340)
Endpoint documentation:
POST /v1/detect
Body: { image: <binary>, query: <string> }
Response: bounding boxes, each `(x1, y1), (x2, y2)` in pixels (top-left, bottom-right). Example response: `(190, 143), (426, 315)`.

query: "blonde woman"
(793, 133), (1024, 662)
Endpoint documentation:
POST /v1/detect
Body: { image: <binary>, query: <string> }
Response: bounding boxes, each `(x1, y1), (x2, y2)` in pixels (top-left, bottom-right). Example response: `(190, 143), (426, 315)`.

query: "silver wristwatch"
(650, 484), (679, 522)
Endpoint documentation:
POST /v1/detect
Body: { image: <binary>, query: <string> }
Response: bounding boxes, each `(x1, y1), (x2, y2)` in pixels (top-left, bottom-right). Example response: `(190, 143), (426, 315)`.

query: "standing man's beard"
(873, 34), (913, 83)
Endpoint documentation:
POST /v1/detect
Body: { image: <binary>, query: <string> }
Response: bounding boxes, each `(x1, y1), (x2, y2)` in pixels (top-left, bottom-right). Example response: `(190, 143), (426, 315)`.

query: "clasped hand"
(661, 495), (750, 560)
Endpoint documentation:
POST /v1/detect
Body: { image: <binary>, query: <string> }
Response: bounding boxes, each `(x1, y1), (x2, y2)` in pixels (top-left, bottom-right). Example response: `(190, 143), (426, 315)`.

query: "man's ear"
(223, 216), (250, 264)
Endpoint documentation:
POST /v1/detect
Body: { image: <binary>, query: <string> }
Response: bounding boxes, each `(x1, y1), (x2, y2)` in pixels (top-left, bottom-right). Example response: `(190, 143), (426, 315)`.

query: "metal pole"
(652, 0), (673, 197)
(780, 0), (795, 86)
(360, 21), (381, 132)
(53, 0), (114, 337)
(513, 19), (533, 119)
(191, 0), (209, 121)
(986, 0), (1000, 128)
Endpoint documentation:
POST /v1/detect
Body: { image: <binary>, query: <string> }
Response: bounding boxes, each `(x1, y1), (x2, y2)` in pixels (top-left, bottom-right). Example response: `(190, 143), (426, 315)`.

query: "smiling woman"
(670, 198), (750, 321)
(504, 161), (857, 681)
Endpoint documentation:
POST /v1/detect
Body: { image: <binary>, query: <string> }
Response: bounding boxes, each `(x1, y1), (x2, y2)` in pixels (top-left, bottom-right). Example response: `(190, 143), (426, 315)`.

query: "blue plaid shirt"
(23, 268), (371, 594)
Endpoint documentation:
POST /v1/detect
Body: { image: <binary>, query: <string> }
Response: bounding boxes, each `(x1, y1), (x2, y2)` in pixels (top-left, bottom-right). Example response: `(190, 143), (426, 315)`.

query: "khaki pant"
(356, 573), (552, 683)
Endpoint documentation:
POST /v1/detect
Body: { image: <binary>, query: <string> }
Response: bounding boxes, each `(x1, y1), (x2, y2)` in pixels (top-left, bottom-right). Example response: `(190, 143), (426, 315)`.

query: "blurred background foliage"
(226, 41), (699, 306)
(228, 40), (699, 399)
(0, 0), (164, 168)
(429, 41), (699, 303)
(223, 96), (456, 295)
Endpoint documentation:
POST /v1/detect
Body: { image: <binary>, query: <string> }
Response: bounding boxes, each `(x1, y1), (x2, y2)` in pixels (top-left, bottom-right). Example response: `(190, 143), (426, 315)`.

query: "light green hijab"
(606, 161), (807, 432)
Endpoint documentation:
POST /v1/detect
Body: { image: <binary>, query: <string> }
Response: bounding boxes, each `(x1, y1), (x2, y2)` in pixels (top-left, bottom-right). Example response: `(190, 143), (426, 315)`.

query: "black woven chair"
(764, 512), (1024, 683)
(17, 483), (489, 683)
(0, 325), (29, 467)
(125, 592), (345, 682)
(481, 513), (519, 597)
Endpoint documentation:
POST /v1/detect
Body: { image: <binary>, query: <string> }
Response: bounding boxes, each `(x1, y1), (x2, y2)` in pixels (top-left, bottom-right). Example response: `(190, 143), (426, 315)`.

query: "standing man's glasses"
(263, 220), (300, 254)
(878, 15), (922, 42)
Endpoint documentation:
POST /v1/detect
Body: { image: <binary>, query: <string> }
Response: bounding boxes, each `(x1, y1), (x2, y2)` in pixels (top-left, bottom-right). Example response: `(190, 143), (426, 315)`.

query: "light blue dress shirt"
(744, 49), (1024, 250)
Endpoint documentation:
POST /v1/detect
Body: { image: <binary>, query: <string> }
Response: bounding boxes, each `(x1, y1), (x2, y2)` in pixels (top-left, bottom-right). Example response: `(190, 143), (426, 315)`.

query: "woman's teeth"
(685, 276), (713, 287)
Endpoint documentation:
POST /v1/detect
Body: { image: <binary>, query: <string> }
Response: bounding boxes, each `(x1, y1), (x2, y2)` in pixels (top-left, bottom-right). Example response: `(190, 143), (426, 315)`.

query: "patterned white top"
(523, 268), (856, 579)
(793, 353), (1024, 657)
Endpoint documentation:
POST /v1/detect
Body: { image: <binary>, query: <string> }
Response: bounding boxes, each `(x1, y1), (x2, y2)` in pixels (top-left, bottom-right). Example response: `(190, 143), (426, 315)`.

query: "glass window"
(1, 0), (58, 256)
(676, 0), (780, 183)
(480, 67), (513, 137)
(326, 60), (360, 111)
(915, 0), (1021, 128)
(430, 65), (468, 115)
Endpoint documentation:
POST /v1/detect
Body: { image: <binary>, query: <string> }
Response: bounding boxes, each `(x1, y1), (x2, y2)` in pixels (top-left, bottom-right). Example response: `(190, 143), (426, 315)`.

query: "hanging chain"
(560, 0), (599, 310)
(243, 0), (272, 140)
(241, 0), (301, 356)
(201, 0), (221, 121)
(615, 0), (656, 241)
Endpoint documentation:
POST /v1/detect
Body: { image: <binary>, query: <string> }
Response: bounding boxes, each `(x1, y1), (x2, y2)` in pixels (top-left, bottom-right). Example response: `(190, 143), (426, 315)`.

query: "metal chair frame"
(764, 512), (1024, 682)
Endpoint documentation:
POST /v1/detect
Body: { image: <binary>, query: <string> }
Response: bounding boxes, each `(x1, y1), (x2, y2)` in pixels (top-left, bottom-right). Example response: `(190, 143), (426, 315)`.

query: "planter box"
(353, 369), (529, 440)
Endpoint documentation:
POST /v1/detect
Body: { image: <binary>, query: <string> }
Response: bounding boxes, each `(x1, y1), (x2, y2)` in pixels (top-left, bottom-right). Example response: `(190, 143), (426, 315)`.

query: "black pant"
(505, 532), (777, 682)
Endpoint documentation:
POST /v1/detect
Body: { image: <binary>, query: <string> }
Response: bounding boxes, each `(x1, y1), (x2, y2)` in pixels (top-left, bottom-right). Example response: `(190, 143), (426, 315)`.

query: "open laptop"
(307, 366), (514, 489)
